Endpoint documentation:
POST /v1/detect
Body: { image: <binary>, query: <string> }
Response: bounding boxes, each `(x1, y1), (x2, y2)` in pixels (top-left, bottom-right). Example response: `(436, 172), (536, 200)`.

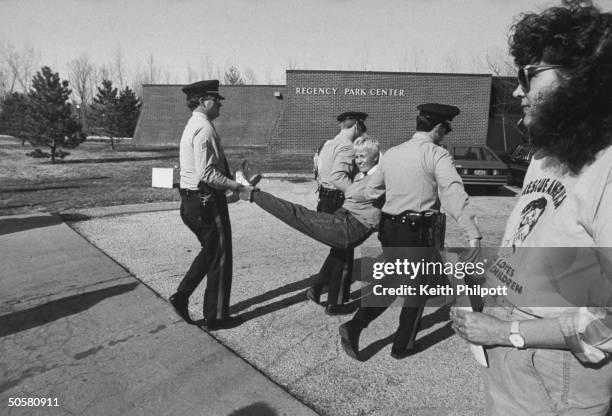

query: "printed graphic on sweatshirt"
(503, 178), (568, 248)
(520, 178), (567, 208)
(511, 197), (547, 247)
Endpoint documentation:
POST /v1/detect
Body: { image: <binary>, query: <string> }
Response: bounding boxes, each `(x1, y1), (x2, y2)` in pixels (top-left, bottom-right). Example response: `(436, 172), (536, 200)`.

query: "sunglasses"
(517, 64), (565, 93)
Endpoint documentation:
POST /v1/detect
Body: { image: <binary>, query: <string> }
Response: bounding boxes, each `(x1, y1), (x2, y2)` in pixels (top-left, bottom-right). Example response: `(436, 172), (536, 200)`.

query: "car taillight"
(462, 169), (469, 175)
(493, 169), (499, 175)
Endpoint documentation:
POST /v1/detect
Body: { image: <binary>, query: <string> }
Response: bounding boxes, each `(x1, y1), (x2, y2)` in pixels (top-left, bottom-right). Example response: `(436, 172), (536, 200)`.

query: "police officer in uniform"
(169, 80), (244, 330)
(339, 103), (481, 359)
(307, 111), (367, 315)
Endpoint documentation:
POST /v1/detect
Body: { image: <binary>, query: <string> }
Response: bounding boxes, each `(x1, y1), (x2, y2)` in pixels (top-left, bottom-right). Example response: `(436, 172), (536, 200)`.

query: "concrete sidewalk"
(0, 213), (318, 416)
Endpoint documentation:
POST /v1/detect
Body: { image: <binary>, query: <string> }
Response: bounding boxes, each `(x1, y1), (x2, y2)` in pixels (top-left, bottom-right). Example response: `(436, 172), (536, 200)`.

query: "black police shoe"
(390, 343), (422, 359)
(199, 315), (245, 331)
(169, 292), (192, 324)
(216, 315), (245, 329)
(197, 318), (218, 331)
(325, 304), (353, 316)
(339, 320), (363, 360)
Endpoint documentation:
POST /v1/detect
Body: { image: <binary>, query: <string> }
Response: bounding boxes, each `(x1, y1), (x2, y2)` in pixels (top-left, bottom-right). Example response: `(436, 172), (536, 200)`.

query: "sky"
(2, 0), (612, 85)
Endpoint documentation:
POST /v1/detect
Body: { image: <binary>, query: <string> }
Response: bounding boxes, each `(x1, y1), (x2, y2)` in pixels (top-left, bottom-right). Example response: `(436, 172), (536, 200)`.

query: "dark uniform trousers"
(315, 189), (354, 305)
(177, 190), (232, 321)
(354, 213), (434, 349)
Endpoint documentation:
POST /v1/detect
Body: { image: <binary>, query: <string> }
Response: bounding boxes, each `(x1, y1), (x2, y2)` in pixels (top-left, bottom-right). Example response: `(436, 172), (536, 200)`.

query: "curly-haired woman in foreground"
(450, 1), (612, 414)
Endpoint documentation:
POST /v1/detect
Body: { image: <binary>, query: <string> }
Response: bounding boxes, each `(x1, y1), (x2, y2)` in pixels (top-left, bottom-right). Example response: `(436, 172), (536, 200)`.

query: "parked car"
(451, 145), (509, 189)
(507, 144), (538, 186)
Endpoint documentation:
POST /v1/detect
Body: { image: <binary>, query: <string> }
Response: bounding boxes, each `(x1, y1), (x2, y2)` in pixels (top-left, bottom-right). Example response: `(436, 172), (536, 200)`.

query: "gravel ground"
(68, 179), (517, 416)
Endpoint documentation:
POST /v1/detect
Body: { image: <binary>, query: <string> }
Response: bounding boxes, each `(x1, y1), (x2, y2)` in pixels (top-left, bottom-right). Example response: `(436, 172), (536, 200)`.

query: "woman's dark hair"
(509, 0), (612, 173)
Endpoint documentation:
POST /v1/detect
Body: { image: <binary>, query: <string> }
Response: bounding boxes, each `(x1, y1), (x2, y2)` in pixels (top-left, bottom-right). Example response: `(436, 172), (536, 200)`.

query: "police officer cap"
(337, 111), (368, 122)
(182, 79), (225, 100)
(417, 103), (459, 123)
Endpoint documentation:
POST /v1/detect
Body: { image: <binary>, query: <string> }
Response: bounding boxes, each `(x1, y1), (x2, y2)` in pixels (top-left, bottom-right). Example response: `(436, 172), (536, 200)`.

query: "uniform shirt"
(179, 110), (232, 191)
(317, 127), (356, 192)
(343, 165), (381, 229)
(365, 132), (481, 240)
(487, 146), (612, 364)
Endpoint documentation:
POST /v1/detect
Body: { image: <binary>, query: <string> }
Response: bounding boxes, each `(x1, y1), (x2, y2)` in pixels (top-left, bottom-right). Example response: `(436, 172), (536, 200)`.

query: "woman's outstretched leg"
(241, 188), (370, 249)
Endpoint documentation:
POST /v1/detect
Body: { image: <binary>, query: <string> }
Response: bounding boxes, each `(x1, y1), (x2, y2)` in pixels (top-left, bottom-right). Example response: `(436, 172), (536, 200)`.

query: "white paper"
(441, 250), (489, 367)
(456, 306), (489, 367)
(151, 168), (174, 188)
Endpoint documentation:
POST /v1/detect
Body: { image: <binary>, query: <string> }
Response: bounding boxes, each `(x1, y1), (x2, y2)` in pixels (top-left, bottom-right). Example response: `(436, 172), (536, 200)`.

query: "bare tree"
(112, 46), (126, 88)
(243, 67), (257, 84)
(186, 65), (198, 83)
(485, 49), (515, 76)
(162, 69), (174, 84)
(287, 57), (298, 70)
(131, 66), (147, 98)
(0, 52), (8, 97)
(469, 55), (489, 73)
(146, 53), (162, 84)
(129, 54), (164, 96)
(443, 51), (461, 73)
(264, 66), (274, 84)
(97, 64), (111, 85)
(202, 55), (215, 79)
(214, 64), (223, 81)
(68, 54), (96, 130)
(409, 47), (425, 72)
(357, 53), (370, 71)
(396, 51), (409, 72)
(1, 41), (40, 92)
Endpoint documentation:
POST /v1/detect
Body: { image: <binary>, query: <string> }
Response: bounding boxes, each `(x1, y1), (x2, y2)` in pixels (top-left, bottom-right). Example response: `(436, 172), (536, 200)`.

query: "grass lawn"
(0, 137), (313, 217)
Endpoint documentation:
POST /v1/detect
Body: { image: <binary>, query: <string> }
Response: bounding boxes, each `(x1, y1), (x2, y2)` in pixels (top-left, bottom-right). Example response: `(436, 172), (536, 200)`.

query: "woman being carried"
(239, 135), (382, 251)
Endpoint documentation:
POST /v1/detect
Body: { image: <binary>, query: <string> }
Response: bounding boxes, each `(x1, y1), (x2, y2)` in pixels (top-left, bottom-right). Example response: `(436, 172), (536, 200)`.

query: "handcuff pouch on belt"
(381, 210), (446, 249)
(179, 182), (224, 205)
(429, 210), (446, 249)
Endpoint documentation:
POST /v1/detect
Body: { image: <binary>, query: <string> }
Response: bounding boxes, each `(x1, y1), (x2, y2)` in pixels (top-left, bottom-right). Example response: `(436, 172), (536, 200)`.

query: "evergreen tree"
(90, 79), (121, 150)
(27, 66), (83, 162)
(90, 81), (142, 149)
(0, 92), (34, 145)
(116, 85), (141, 137)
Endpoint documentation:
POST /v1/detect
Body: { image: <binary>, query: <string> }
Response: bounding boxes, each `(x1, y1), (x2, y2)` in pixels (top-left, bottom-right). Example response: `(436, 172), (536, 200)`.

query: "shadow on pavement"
(59, 213), (93, 222)
(228, 401), (278, 416)
(230, 275), (318, 315)
(234, 290), (313, 324)
(0, 215), (61, 236)
(0, 282), (139, 337)
(358, 305), (452, 362)
(230, 275), (365, 323)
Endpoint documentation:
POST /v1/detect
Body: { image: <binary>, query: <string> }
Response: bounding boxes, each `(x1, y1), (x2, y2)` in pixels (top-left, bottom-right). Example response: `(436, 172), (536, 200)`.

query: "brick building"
(133, 70), (505, 153)
(132, 84), (286, 148)
(271, 70), (491, 153)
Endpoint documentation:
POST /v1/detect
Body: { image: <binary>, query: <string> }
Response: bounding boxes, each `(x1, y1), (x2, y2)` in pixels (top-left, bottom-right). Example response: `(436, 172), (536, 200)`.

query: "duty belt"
(179, 188), (223, 197)
(317, 186), (344, 198)
(382, 210), (435, 225)
(179, 188), (200, 197)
